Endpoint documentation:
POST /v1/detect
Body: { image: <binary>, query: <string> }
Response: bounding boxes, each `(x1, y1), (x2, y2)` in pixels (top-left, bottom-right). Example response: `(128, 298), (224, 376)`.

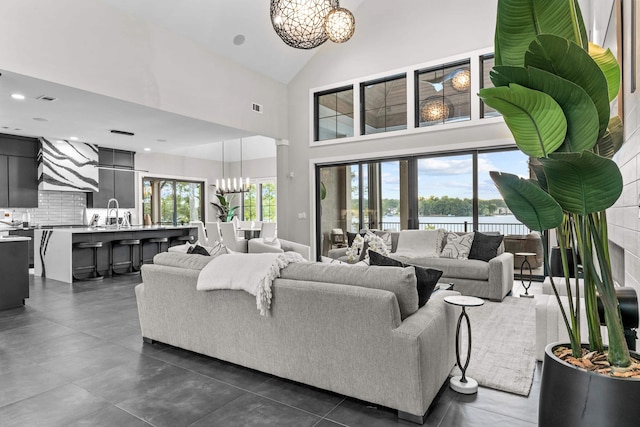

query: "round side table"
(516, 252), (536, 298)
(444, 295), (484, 394)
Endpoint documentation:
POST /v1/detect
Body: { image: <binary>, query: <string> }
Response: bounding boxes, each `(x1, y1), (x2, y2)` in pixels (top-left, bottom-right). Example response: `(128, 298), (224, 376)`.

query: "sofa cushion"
(391, 255), (490, 281)
(152, 251), (217, 270)
(440, 232), (474, 259)
(468, 232), (504, 262)
(281, 262), (419, 319)
(369, 251), (442, 307)
(394, 229), (445, 258)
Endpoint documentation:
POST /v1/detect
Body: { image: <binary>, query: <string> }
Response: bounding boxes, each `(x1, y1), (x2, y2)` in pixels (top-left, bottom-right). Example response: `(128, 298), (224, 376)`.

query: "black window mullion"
(358, 163), (364, 231)
(408, 158), (419, 229)
(472, 152), (479, 232)
(172, 180), (177, 226)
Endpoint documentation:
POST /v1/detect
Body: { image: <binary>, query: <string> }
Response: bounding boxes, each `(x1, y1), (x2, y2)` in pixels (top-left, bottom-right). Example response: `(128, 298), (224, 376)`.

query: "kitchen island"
(0, 236), (30, 310)
(34, 225), (197, 283)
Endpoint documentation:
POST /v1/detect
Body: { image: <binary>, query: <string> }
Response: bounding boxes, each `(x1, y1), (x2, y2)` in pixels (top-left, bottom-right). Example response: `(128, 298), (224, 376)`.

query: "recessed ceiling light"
(56, 140), (66, 144)
(32, 117), (48, 122)
(69, 136), (78, 141)
(11, 94), (25, 100)
(233, 34), (246, 46)
(144, 147), (151, 151)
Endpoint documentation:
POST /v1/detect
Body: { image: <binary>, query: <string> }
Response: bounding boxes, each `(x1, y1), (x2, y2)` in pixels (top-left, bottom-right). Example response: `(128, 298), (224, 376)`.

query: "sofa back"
(147, 252), (419, 319)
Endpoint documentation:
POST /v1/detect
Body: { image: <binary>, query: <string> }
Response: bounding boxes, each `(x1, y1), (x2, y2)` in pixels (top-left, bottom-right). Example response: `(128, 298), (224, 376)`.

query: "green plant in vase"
(479, 0), (631, 369)
(211, 191), (239, 222)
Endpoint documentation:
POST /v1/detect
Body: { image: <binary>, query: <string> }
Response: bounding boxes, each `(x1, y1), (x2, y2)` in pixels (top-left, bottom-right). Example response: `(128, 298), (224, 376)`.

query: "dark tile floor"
(0, 274), (541, 426)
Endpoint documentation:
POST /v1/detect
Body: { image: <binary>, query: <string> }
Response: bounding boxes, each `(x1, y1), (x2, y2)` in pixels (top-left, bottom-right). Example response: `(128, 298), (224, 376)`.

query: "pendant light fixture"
(215, 139), (250, 194)
(270, 0), (355, 50)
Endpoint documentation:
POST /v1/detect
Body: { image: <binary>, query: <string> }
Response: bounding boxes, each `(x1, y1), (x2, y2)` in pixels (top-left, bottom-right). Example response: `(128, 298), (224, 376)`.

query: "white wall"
(608, 0), (640, 298)
(0, 0), (288, 140)
(281, 0), (510, 248)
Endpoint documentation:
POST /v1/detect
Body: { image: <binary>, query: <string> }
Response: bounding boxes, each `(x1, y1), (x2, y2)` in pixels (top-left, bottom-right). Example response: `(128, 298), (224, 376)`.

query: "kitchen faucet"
(106, 198), (120, 228)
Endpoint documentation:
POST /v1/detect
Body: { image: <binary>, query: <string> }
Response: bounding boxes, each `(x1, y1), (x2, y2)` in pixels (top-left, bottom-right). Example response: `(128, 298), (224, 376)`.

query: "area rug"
(450, 296), (536, 396)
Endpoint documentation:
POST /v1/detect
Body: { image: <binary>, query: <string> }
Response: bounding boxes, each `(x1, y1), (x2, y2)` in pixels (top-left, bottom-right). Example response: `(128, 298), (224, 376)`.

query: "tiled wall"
(1, 191), (87, 226)
(608, 34), (640, 299)
(609, 131), (640, 295)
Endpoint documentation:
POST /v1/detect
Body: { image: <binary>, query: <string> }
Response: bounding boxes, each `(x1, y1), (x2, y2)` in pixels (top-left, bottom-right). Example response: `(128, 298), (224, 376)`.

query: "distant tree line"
(380, 196), (507, 217)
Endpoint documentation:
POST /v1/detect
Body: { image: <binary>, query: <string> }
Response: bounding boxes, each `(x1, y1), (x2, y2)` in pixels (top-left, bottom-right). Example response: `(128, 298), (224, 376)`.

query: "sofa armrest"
(327, 247), (348, 260)
(279, 239), (311, 261)
(391, 290), (458, 416)
(248, 239), (284, 255)
(487, 252), (514, 301)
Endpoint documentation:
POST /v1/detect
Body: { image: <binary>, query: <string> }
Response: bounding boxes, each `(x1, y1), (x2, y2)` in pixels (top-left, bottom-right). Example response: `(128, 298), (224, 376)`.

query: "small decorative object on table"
(444, 295), (484, 394)
(516, 252), (536, 298)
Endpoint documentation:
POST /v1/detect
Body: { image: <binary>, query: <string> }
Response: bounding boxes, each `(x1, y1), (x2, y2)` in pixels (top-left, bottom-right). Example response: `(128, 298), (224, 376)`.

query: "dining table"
(236, 227), (261, 240)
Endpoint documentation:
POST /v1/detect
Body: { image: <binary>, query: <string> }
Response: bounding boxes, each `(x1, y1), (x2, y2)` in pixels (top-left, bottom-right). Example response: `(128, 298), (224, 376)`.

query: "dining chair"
(260, 222), (277, 243)
(190, 221), (209, 247)
(219, 222), (248, 252)
(205, 222), (223, 245)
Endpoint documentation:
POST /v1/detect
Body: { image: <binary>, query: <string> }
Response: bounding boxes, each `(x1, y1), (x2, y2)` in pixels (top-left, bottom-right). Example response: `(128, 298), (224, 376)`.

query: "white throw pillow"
(168, 243), (192, 253)
(441, 232), (475, 259)
(374, 230), (393, 252)
(394, 229), (445, 258)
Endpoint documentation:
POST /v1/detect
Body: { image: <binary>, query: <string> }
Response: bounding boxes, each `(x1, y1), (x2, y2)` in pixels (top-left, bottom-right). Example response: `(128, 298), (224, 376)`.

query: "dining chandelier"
(215, 139), (250, 194)
(270, 0), (355, 50)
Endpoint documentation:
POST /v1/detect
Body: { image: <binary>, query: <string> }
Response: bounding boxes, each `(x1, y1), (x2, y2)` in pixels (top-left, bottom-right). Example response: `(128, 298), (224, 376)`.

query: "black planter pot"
(539, 342), (640, 427)
(549, 246), (577, 277)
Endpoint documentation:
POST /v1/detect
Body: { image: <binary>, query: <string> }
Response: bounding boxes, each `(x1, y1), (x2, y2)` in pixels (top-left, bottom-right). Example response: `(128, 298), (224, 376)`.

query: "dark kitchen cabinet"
(0, 155), (8, 206)
(0, 134), (38, 208)
(8, 229), (35, 267)
(0, 239), (29, 310)
(8, 156), (38, 207)
(114, 168), (135, 207)
(88, 148), (135, 208)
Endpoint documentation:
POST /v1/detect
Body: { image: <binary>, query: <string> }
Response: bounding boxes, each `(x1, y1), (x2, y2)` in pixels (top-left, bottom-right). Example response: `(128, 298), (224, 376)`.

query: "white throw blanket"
(196, 251), (305, 316)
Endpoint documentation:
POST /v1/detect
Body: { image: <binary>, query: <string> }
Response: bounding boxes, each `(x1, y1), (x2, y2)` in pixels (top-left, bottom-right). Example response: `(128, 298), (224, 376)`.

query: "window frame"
(414, 59), (472, 128)
(359, 73), (408, 136)
(314, 85), (354, 142)
(142, 176), (205, 226)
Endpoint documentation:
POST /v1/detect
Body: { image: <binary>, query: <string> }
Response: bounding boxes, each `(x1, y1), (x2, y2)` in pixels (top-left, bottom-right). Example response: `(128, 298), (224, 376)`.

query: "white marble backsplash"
(0, 191), (86, 226)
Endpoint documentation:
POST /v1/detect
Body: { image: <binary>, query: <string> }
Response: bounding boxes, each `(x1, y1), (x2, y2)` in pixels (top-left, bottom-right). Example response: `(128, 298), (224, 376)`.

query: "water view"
(378, 214), (529, 235)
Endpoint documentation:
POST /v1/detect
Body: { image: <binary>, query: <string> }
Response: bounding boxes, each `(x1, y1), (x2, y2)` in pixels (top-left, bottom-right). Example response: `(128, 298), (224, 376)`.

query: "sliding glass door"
(316, 148), (535, 271)
(142, 177), (204, 226)
(417, 153), (473, 232)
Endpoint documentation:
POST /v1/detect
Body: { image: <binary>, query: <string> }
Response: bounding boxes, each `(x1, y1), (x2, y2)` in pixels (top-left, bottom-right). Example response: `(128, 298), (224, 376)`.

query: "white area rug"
(450, 296), (536, 396)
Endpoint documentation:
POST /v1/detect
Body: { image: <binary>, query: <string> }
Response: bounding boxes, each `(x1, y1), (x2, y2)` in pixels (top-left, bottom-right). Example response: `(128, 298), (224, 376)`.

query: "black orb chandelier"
(270, 0), (356, 50)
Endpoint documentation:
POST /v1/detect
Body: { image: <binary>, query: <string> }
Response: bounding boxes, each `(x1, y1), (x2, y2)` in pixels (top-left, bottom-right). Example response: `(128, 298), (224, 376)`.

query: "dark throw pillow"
(187, 244), (210, 256)
(369, 251), (442, 307)
(468, 232), (504, 262)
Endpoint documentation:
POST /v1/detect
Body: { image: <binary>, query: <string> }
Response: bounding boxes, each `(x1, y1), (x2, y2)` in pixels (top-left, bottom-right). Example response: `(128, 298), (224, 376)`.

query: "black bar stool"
(72, 241), (104, 281)
(111, 239), (141, 275)
(170, 235), (195, 247)
(140, 237), (169, 264)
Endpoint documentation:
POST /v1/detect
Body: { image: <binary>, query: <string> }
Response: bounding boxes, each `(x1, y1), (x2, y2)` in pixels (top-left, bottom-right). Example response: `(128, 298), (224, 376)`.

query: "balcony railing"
(378, 221), (530, 235)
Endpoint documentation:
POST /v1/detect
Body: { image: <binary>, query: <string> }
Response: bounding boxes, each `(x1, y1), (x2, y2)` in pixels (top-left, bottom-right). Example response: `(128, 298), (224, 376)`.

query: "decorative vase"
(549, 246), (577, 278)
(539, 342), (640, 427)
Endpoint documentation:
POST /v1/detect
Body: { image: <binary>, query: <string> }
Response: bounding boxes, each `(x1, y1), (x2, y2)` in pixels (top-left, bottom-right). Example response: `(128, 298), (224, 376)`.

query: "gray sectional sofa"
(328, 230), (514, 301)
(135, 252), (459, 423)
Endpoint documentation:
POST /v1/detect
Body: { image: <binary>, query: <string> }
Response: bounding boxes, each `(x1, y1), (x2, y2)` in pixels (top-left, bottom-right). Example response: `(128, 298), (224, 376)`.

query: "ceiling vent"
(251, 102), (263, 114)
(36, 95), (58, 102)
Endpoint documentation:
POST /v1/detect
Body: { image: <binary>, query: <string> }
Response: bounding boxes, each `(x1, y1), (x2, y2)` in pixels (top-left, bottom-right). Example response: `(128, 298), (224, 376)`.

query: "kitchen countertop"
(0, 236), (31, 242)
(46, 225), (196, 234)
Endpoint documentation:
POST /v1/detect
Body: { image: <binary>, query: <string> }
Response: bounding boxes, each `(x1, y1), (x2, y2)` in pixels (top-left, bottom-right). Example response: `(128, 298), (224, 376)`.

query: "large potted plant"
(479, 1), (639, 425)
(211, 191), (239, 222)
